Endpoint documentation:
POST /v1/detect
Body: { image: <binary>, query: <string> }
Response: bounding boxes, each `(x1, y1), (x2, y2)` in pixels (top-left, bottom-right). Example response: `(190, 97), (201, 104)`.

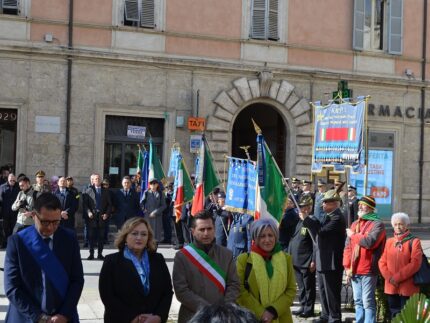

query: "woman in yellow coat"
(237, 218), (296, 323)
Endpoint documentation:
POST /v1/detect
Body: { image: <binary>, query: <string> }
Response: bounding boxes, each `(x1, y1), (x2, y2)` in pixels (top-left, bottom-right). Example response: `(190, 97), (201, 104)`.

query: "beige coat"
(173, 242), (240, 323)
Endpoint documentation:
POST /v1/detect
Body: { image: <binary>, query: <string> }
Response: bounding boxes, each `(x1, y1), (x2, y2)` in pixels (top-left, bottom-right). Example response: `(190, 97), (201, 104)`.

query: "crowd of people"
(0, 164), (426, 323)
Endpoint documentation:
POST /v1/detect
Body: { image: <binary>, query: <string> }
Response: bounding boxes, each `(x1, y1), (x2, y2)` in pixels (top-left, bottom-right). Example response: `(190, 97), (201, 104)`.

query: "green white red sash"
(181, 243), (226, 293)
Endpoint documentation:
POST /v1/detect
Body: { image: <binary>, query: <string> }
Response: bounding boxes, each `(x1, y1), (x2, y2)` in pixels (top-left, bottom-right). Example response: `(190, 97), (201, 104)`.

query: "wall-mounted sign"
(109, 167), (119, 175)
(35, 116), (60, 133)
(188, 117), (206, 131)
(190, 135), (202, 153)
(127, 125), (146, 139)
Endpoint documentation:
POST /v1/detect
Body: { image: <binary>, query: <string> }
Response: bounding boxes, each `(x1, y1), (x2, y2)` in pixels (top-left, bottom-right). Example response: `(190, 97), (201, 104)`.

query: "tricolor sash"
(18, 226), (68, 299)
(181, 243), (227, 293)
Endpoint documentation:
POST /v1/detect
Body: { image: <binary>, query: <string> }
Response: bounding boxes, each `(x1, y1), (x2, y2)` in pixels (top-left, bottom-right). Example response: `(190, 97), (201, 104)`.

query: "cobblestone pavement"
(0, 230), (429, 322)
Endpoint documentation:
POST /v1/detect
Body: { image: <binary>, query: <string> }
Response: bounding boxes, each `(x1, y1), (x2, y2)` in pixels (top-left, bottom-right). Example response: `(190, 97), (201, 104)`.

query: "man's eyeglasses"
(35, 213), (61, 227)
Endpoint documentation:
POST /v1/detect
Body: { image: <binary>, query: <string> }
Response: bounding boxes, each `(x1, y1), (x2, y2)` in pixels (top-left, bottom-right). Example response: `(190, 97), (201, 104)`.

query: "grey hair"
(251, 218), (279, 242)
(391, 212), (410, 227)
(188, 303), (259, 323)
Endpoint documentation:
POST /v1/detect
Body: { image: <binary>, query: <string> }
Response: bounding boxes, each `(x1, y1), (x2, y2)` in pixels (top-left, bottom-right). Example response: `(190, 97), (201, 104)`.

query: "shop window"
(353, 0), (403, 55)
(250, 0), (278, 41)
(0, 0), (19, 15)
(124, 0), (154, 28)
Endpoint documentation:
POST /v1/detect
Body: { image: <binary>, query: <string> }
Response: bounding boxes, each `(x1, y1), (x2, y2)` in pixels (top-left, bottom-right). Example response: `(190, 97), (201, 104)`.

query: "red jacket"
(378, 236), (423, 296)
(343, 219), (386, 275)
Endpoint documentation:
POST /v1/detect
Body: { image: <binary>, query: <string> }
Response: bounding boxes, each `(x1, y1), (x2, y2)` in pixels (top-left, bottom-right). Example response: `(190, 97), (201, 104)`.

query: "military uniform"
(213, 206), (231, 247)
(226, 212), (253, 258)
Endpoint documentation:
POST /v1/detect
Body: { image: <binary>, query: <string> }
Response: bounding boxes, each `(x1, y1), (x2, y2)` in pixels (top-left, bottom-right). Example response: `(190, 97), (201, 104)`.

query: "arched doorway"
(231, 103), (286, 174)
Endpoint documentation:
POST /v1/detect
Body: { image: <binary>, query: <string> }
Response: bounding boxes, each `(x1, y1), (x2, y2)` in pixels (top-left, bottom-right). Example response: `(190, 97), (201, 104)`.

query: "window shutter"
(352, 0), (365, 50)
(140, 0), (154, 28)
(388, 0), (403, 55)
(2, 0), (18, 9)
(268, 0), (278, 40)
(124, 0), (139, 22)
(251, 0), (266, 39)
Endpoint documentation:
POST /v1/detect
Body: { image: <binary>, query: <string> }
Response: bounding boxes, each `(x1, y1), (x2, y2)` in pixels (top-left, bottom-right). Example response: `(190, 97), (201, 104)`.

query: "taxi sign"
(188, 117), (206, 131)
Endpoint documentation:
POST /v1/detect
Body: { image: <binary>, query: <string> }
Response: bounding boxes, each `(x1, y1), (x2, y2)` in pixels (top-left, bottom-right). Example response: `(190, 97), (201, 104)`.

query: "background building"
(0, 0), (429, 221)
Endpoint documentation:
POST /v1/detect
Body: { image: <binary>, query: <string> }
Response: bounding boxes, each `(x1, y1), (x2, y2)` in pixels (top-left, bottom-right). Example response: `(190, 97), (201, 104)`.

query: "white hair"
(251, 218), (279, 241)
(391, 212), (410, 227)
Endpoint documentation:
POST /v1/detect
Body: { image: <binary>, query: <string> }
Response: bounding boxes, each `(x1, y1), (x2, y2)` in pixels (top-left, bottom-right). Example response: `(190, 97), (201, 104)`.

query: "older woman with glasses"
(378, 212), (423, 319)
(236, 218), (296, 323)
(99, 217), (173, 323)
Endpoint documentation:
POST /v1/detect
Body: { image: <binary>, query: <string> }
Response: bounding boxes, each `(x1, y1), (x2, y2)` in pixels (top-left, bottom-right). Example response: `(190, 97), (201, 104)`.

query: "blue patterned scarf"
(124, 246), (150, 296)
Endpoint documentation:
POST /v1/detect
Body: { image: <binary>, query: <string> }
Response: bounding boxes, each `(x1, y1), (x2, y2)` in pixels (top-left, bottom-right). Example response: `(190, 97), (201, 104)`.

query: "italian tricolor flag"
(320, 127), (356, 141)
(174, 158), (194, 222)
(148, 139), (165, 184)
(191, 136), (220, 216)
(255, 134), (287, 222)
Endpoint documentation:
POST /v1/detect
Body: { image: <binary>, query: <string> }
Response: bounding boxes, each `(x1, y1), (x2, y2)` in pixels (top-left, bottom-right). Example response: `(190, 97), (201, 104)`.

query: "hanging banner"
(224, 158), (257, 216)
(312, 100), (365, 172)
(349, 149), (393, 218)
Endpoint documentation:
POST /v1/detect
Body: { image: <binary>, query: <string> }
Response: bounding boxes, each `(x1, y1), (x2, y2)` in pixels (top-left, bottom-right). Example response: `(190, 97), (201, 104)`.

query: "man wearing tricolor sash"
(173, 210), (240, 323)
(4, 193), (84, 323)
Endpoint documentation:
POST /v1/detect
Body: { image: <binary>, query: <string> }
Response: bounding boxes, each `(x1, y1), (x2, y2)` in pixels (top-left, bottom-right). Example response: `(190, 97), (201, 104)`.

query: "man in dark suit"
(113, 176), (141, 229)
(0, 173), (19, 247)
(82, 173), (112, 260)
(302, 189), (346, 323)
(54, 176), (78, 230)
(4, 192), (84, 323)
(279, 196), (299, 250)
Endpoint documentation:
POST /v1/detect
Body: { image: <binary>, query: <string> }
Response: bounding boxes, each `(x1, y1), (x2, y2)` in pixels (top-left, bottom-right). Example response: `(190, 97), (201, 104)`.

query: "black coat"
(99, 251), (173, 323)
(0, 182), (19, 219)
(82, 186), (112, 228)
(54, 188), (78, 229)
(288, 218), (317, 269)
(279, 207), (300, 250)
(114, 189), (141, 227)
(303, 207), (346, 272)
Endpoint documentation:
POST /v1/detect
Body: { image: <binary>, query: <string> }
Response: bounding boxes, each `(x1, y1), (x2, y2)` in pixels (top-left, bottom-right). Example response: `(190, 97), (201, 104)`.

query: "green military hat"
(298, 195), (313, 207)
(35, 170), (45, 177)
(322, 189), (342, 202)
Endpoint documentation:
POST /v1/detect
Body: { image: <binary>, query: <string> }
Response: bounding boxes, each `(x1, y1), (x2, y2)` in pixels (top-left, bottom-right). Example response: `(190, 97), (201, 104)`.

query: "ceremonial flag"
(136, 145), (144, 174)
(139, 149), (149, 204)
(173, 157), (194, 222)
(255, 134), (287, 222)
(191, 136), (220, 216)
(148, 139), (165, 184)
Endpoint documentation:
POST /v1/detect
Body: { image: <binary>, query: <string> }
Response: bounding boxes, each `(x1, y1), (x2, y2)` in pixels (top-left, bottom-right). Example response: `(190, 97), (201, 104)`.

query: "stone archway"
(205, 72), (313, 179)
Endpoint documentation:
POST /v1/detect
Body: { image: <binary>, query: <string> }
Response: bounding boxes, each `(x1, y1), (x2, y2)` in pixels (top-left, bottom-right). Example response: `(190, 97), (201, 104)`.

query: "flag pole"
(251, 118), (301, 211)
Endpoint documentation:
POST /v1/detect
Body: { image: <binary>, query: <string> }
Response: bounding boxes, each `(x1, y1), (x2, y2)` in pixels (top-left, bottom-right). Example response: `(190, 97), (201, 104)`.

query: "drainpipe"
(418, 0), (427, 223)
(64, 0), (74, 175)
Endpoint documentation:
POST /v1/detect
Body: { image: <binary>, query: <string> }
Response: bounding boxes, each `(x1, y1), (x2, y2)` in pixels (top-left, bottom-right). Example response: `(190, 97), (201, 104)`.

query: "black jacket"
(82, 186), (112, 227)
(279, 207), (299, 250)
(288, 218), (317, 268)
(0, 182), (19, 219)
(303, 207), (346, 272)
(99, 251), (173, 323)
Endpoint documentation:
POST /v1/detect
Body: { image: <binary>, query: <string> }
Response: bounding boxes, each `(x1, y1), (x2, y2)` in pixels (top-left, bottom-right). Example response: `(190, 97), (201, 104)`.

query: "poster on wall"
(349, 150), (393, 218)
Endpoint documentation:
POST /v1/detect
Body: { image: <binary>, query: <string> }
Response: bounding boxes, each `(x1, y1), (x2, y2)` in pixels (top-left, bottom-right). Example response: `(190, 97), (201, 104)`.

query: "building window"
(124, 0), (154, 28)
(353, 0), (403, 54)
(250, 0), (278, 41)
(0, 0), (19, 15)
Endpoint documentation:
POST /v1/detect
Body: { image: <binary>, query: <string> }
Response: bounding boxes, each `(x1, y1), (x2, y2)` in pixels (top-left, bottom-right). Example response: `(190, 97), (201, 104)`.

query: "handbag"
(409, 239), (430, 285)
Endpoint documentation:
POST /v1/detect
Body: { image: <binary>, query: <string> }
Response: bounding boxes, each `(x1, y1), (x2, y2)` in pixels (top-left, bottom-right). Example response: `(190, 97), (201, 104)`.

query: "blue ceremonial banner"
(167, 147), (180, 178)
(225, 158), (257, 215)
(312, 100), (365, 172)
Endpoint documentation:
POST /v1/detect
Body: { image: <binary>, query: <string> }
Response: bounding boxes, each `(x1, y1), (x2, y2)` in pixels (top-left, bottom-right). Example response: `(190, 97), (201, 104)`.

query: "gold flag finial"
(251, 119), (262, 135)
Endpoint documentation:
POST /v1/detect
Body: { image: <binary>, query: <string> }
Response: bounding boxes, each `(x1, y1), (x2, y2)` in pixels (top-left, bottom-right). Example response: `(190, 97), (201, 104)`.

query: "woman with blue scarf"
(99, 217), (173, 323)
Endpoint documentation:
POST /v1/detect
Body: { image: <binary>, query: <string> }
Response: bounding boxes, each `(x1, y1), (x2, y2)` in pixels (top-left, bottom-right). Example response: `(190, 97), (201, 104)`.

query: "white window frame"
(353, 0), (403, 55)
(243, 0), (287, 43)
(117, 0), (164, 30)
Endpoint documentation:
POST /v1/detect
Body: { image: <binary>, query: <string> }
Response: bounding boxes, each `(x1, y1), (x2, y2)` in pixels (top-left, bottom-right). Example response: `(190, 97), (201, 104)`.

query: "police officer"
(289, 195), (317, 318)
(291, 177), (303, 202)
(226, 212), (253, 258)
(212, 191), (231, 247)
